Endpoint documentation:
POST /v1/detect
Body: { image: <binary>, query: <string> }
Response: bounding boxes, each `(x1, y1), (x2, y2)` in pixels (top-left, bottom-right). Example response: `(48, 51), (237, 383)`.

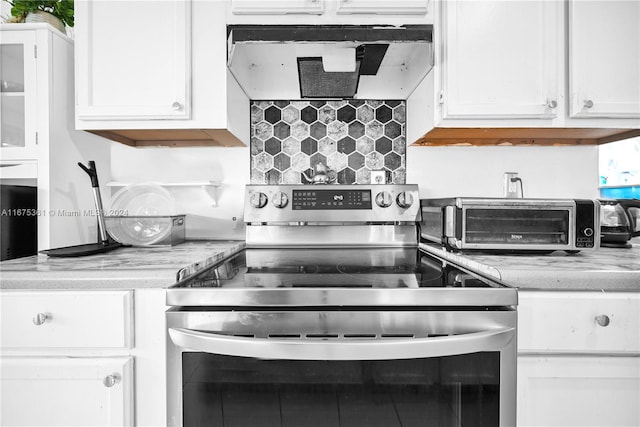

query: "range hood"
(227, 25), (433, 100)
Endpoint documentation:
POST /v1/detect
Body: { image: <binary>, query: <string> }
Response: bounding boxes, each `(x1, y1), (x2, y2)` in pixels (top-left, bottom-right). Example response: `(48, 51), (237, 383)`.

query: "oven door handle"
(169, 327), (515, 360)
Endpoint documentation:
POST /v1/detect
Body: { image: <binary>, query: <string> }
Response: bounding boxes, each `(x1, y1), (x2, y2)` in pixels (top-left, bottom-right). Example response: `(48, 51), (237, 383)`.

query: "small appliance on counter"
(618, 199), (640, 237)
(599, 199), (639, 248)
(420, 197), (600, 253)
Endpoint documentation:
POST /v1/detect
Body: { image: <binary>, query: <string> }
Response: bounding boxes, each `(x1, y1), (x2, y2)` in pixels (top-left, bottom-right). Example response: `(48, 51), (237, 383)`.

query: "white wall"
(110, 144), (250, 240)
(406, 145), (600, 199)
(110, 143), (599, 241)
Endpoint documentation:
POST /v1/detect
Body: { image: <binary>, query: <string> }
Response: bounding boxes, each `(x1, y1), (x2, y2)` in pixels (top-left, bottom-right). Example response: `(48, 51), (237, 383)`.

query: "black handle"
(78, 161), (100, 188)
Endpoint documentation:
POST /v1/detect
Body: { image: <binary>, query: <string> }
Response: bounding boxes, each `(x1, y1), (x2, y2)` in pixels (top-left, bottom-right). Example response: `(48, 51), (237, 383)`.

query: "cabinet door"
(517, 355), (640, 427)
(569, 0), (640, 118)
(440, 0), (559, 119)
(0, 31), (38, 160)
(75, 0), (191, 121)
(336, 0), (429, 15)
(231, 0), (324, 14)
(0, 357), (133, 426)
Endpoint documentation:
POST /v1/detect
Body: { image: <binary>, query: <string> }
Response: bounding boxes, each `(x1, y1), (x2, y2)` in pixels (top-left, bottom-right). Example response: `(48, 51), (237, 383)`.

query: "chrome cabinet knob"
(584, 100), (594, 109)
(595, 314), (610, 327)
(272, 191), (289, 209)
(32, 313), (48, 326)
(375, 191), (393, 208)
(396, 192), (414, 209)
(546, 100), (558, 109)
(103, 374), (120, 388)
(249, 192), (268, 209)
(172, 101), (183, 111)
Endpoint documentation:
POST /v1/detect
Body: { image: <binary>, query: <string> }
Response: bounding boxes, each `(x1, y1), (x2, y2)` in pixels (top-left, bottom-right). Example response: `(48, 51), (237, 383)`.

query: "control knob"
(375, 191), (393, 208)
(249, 192), (268, 209)
(396, 192), (414, 209)
(272, 191), (289, 209)
(583, 227), (594, 237)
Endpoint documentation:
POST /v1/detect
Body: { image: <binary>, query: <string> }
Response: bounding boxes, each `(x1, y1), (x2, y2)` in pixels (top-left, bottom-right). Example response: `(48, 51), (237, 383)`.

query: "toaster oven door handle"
(169, 327), (515, 360)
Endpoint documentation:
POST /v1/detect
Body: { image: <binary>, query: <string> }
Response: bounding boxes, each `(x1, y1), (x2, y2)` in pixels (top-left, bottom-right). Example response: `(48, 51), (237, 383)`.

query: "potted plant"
(3, 0), (73, 33)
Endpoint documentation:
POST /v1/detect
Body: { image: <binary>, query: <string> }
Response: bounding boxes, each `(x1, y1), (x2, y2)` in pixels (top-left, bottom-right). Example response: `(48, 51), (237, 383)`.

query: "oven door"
(167, 309), (516, 427)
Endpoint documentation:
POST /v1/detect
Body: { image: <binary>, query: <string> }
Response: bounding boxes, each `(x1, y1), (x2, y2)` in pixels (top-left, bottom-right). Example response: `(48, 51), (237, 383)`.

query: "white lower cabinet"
(0, 288), (167, 427)
(517, 291), (640, 427)
(0, 357), (133, 427)
(518, 355), (640, 427)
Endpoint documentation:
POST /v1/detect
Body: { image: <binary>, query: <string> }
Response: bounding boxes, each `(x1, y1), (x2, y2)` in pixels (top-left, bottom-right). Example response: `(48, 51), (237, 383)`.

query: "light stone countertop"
(0, 241), (245, 290)
(420, 238), (640, 292)
(2, 238), (637, 292)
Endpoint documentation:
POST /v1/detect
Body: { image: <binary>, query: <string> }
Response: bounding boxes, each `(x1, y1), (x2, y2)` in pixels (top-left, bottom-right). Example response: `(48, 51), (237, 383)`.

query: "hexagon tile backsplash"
(250, 100), (406, 185)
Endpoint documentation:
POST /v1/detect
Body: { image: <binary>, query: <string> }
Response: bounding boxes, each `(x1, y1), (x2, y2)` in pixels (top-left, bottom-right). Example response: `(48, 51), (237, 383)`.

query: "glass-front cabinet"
(0, 30), (37, 160)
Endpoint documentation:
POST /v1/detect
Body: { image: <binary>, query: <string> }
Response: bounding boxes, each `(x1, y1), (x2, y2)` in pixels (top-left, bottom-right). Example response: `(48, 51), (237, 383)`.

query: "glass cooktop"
(173, 248), (502, 290)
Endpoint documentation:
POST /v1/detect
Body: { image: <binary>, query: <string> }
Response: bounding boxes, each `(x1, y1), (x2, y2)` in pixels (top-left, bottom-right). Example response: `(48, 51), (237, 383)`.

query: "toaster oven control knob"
(583, 227), (594, 237)
(249, 192), (268, 209)
(272, 191), (289, 209)
(396, 192), (414, 209)
(375, 191), (393, 208)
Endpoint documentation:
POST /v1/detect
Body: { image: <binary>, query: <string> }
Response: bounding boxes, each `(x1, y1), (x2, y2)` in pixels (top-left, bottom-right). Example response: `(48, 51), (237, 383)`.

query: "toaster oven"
(420, 198), (600, 252)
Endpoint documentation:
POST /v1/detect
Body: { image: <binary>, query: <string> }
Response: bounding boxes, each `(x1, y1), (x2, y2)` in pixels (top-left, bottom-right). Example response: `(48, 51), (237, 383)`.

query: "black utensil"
(40, 161), (123, 257)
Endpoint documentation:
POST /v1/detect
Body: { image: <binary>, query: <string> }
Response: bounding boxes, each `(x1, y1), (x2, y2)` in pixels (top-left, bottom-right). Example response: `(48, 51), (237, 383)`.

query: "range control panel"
(292, 189), (372, 210)
(244, 184), (420, 223)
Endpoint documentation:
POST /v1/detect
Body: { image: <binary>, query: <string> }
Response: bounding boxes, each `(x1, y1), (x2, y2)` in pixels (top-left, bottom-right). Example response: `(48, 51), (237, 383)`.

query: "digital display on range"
(292, 190), (372, 210)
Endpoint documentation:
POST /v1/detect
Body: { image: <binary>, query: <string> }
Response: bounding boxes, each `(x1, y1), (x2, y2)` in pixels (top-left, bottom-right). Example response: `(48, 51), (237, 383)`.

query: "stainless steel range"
(166, 184), (517, 427)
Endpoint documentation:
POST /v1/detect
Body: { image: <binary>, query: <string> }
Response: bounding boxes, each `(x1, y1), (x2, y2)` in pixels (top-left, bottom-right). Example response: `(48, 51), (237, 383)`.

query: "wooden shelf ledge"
(412, 128), (640, 146)
(86, 129), (246, 148)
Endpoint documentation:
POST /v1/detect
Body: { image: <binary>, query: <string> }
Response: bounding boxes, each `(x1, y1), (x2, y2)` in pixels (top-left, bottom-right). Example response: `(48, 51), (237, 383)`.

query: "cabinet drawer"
(518, 291), (639, 354)
(0, 290), (133, 350)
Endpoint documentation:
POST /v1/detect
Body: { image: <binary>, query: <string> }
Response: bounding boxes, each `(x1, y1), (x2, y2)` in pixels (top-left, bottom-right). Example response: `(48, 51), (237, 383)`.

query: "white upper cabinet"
(75, 1), (248, 146)
(407, 0), (640, 145)
(568, 0), (640, 118)
(75, 0), (190, 121)
(335, 0), (429, 15)
(231, 0), (325, 14)
(0, 30), (38, 160)
(230, 0), (428, 15)
(228, 0), (431, 22)
(440, 0), (559, 119)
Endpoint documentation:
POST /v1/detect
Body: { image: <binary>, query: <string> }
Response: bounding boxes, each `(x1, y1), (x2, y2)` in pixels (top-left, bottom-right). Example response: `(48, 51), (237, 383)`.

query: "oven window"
(465, 208), (569, 245)
(182, 352), (499, 427)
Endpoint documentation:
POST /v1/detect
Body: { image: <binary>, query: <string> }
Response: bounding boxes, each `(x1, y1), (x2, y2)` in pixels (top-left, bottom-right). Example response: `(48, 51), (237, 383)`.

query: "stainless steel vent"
(297, 57), (362, 98)
(227, 25), (433, 100)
